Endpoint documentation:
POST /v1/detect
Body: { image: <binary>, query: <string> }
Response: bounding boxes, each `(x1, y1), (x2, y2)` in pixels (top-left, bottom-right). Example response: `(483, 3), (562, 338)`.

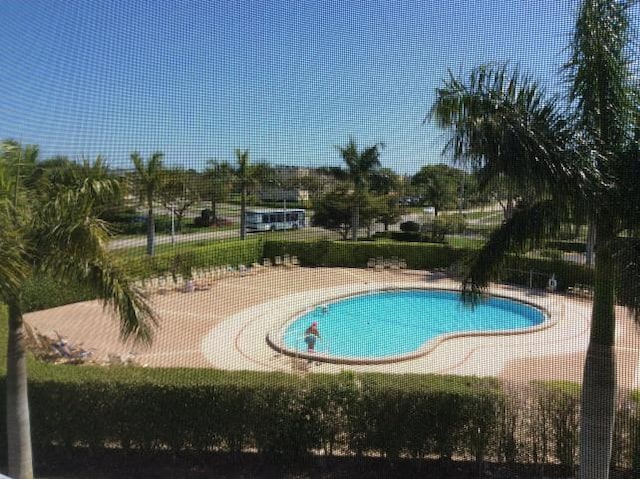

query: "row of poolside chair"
(367, 256), (407, 271)
(567, 283), (594, 298)
(262, 254), (300, 268)
(133, 257), (300, 295)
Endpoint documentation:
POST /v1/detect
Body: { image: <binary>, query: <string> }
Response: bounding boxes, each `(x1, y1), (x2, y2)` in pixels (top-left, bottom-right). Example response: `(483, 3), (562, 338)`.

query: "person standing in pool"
(304, 321), (320, 355)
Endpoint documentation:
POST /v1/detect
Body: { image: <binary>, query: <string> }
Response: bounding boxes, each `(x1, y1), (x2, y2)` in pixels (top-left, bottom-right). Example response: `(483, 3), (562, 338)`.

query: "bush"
(539, 248), (564, 261)
(119, 238), (264, 279)
(501, 256), (594, 291)
(109, 215), (175, 235)
(435, 216), (468, 235)
(21, 274), (98, 313)
(0, 371), (503, 462)
(546, 241), (586, 253)
(1, 368), (637, 470)
(400, 221), (420, 232)
(263, 239), (472, 270)
(193, 209), (213, 227)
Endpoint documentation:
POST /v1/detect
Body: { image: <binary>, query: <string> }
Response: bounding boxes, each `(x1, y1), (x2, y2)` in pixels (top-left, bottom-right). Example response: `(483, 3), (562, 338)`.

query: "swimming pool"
(273, 289), (547, 363)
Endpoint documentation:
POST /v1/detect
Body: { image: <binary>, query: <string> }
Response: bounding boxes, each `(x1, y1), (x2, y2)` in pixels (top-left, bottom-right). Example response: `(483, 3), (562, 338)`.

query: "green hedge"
(546, 240), (587, 253)
(0, 372), (502, 461)
(263, 240), (473, 270)
(118, 237), (265, 279)
(0, 372), (637, 469)
(263, 240), (594, 291)
(501, 256), (594, 291)
(374, 231), (446, 243)
(20, 238), (264, 312)
(21, 274), (99, 313)
(21, 237), (596, 313)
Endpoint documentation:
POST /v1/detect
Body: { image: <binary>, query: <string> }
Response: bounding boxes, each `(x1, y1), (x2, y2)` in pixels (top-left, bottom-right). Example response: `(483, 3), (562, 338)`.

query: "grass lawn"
(114, 228), (340, 259)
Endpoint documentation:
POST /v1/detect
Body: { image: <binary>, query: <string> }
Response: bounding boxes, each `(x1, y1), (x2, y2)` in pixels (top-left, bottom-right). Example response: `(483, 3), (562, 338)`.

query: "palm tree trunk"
(240, 186), (246, 240)
(579, 231), (616, 479)
(352, 205), (359, 241)
(146, 204), (155, 256)
(585, 222), (596, 267)
(6, 300), (34, 479)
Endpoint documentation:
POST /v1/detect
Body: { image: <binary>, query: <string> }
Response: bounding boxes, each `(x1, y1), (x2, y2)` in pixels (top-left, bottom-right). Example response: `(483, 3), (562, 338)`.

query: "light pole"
(170, 204), (176, 246)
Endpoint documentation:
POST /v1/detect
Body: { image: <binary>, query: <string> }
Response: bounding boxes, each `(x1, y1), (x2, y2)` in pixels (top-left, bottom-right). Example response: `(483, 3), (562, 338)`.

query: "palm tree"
(431, 1), (638, 476)
(131, 152), (164, 256)
(1, 141), (157, 479)
(337, 138), (383, 241)
(203, 160), (235, 224)
(235, 150), (252, 240)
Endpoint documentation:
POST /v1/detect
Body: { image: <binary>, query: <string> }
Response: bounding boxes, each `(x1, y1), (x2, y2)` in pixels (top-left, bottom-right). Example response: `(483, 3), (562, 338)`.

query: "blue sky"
(1, 1), (578, 173)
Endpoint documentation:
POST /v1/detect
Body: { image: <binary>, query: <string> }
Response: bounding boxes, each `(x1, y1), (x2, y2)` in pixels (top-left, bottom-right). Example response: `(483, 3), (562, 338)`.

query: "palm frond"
(431, 64), (601, 204)
(461, 200), (567, 302)
(0, 228), (28, 304)
(566, 0), (633, 157)
(30, 179), (157, 343)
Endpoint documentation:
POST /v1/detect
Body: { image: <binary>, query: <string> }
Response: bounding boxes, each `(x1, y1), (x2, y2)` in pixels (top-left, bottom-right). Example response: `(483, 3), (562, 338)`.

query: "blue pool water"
(282, 289), (544, 359)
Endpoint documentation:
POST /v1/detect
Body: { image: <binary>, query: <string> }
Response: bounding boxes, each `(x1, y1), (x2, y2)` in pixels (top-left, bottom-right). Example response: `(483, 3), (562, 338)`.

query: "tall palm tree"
(1, 141), (157, 479)
(431, 1), (638, 475)
(131, 152), (164, 256)
(337, 138), (383, 241)
(235, 150), (252, 240)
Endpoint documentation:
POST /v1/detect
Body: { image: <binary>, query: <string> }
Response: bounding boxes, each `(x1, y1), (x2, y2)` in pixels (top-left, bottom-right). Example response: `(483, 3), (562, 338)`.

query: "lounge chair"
(374, 257), (385, 271)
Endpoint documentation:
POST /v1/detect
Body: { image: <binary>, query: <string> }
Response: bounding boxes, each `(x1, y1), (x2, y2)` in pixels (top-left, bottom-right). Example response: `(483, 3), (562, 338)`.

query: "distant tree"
(369, 167), (400, 195)
(235, 150), (253, 240)
(158, 168), (199, 232)
(131, 151), (164, 255)
(202, 160), (235, 223)
(337, 138), (383, 241)
(411, 164), (463, 216)
(252, 162), (277, 188)
(297, 174), (327, 197)
(359, 193), (393, 237)
(375, 195), (403, 232)
(311, 188), (354, 240)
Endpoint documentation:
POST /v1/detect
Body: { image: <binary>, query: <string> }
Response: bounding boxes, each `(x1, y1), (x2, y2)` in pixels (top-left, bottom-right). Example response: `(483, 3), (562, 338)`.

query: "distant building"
(273, 165), (312, 180)
(259, 187), (310, 202)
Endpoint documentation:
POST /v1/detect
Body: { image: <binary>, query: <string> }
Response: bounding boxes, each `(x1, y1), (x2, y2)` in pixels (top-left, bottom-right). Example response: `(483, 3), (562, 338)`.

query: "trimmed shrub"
(390, 232), (445, 243)
(501, 256), (594, 291)
(400, 221), (420, 232)
(21, 274), (97, 313)
(263, 240), (472, 270)
(119, 238), (264, 279)
(0, 372), (504, 462)
(546, 240), (586, 253)
(539, 248), (564, 261)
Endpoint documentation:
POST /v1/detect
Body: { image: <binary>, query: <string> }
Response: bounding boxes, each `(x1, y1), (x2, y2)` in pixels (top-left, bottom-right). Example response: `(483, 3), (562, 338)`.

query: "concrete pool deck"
(24, 267), (640, 387)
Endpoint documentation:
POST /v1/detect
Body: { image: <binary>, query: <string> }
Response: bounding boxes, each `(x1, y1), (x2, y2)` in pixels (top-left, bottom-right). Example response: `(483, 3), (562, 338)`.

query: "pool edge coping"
(265, 286), (556, 366)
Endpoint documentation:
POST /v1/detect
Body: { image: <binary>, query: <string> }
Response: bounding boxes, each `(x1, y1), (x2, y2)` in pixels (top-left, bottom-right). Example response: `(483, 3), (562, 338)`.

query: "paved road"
(108, 203), (503, 251)
(107, 226), (340, 250)
(108, 228), (240, 250)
